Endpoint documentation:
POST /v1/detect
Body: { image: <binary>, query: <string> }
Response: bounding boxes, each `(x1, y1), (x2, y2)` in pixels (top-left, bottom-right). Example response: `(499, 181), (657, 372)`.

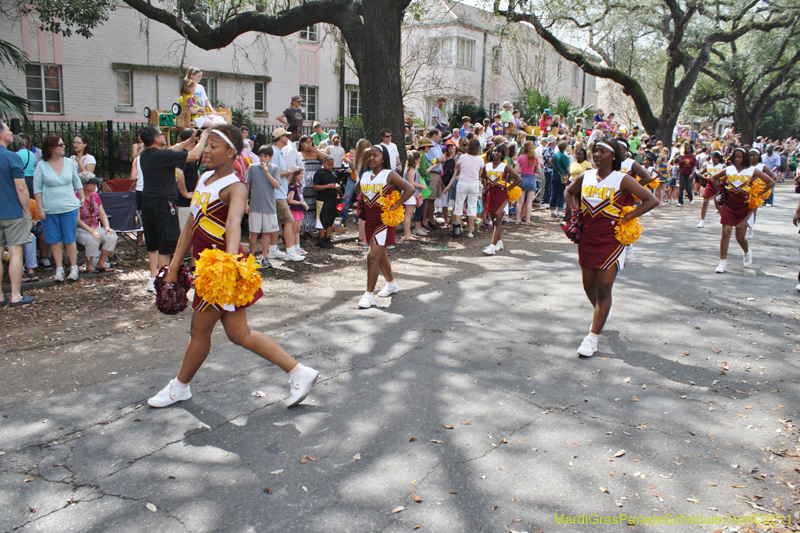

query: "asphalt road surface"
(2, 187), (799, 533)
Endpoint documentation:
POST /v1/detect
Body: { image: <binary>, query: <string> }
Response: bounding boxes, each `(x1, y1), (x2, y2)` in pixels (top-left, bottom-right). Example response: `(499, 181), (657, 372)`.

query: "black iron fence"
(10, 118), (366, 180)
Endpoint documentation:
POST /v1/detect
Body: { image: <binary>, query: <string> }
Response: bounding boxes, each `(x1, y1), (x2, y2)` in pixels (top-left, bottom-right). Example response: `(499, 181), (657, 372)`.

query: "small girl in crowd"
(656, 152), (669, 205)
(402, 151), (426, 241)
(179, 79), (225, 128)
(668, 155), (680, 203)
(287, 169), (307, 255)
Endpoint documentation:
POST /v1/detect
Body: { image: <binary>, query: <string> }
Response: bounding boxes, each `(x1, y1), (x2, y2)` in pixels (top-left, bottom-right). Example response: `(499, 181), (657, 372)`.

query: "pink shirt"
(77, 190), (102, 229)
(518, 154), (538, 175)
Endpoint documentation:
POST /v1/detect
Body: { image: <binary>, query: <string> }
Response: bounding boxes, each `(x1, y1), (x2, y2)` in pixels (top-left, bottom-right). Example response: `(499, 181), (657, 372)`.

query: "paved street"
(2, 188), (799, 533)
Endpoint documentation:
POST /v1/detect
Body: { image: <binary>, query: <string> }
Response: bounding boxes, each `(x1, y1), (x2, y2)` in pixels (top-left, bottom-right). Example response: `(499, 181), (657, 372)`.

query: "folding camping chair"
(99, 191), (143, 259)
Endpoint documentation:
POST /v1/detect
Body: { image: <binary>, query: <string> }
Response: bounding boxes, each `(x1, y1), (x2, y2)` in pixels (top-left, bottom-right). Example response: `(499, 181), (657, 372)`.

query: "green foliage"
(334, 114), (364, 128)
(756, 100), (800, 140)
(218, 99), (258, 131)
(517, 88), (594, 128)
(447, 101), (488, 130)
(22, 0), (114, 38)
(0, 40), (29, 119)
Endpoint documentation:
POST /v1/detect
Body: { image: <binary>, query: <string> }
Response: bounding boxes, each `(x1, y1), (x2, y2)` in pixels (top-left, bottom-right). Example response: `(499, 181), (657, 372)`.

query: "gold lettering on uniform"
(192, 191), (211, 215)
(582, 186), (616, 200)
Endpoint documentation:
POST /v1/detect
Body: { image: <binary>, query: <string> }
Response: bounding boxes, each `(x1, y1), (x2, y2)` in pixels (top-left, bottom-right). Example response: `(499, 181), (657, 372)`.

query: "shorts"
(0, 213), (33, 246)
(453, 181), (480, 217)
(178, 206), (192, 230)
(668, 178), (678, 187)
(427, 172), (443, 198)
(520, 174), (537, 191)
(136, 190), (143, 211)
(249, 211), (279, 233)
(141, 197), (180, 255)
(42, 209), (78, 245)
(275, 199), (294, 226)
(315, 199), (338, 229)
(292, 210), (304, 221)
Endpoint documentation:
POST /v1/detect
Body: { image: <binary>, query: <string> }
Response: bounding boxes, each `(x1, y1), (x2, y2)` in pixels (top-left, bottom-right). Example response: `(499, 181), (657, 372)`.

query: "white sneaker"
(147, 378), (192, 408)
(577, 334), (598, 357)
(147, 277), (156, 293)
(466, 232), (474, 238)
(267, 248), (286, 260)
(696, 220), (705, 228)
(378, 282), (399, 297)
(358, 292), (376, 309)
(285, 250), (305, 262)
(689, 200), (694, 205)
(796, 283), (800, 292)
(67, 265), (79, 281)
(745, 227), (754, 239)
(53, 267), (65, 282)
(495, 240), (504, 251)
(715, 261), (726, 274)
(743, 250), (752, 267)
(286, 366), (320, 407)
(482, 244), (496, 255)
(296, 247), (308, 256)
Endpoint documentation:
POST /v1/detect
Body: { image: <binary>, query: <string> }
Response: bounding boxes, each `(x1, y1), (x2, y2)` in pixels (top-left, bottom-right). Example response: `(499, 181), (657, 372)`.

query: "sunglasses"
(56, 143), (66, 147)
(383, 134), (392, 138)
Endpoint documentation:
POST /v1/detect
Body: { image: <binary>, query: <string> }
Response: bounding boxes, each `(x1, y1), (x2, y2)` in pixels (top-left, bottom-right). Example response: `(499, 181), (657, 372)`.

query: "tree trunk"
(342, 0), (407, 162)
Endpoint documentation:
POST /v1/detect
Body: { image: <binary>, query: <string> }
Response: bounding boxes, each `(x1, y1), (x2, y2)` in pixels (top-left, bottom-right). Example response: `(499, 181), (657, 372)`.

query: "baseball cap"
(272, 127), (288, 139)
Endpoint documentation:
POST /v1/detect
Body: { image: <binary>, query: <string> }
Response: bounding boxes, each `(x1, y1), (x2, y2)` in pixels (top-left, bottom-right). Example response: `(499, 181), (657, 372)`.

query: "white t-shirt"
(281, 141), (304, 171)
(328, 145), (345, 167)
(586, 130), (603, 146)
(381, 142), (401, 171)
(456, 154), (484, 184)
(193, 85), (211, 108)
(71, 154), (97, 171)
(134, 156), (143, 191)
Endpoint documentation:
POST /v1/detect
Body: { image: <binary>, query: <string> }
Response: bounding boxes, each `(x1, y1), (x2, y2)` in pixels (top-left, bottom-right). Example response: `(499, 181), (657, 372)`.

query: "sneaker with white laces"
(53, 267), (65, 282)
(286, 366), (320, 407)
(267, 248), (286, 260)
(576, 334), (598, 357)
(296, 247), (308, 256)
(715, 261), (726, 274)
(147, 277), (156, 293)
(147, 378), (192, 407)
(285, 250), (305, 262)
(696, 220), (705, 228)
(482, 244), (496, 255)
(743, 250), (752, 267)
(259, 256), (272, 269)
(358, 292), (376, 308)
(495, 240), (504, 251)
(377, 281), (399, 297)
(67, 265), (79, 281)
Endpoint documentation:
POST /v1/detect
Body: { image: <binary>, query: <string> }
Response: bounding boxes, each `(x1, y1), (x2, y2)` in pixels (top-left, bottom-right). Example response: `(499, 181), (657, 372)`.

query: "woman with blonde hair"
(516, 140), (540, 223)
(183, 67), (226, 127)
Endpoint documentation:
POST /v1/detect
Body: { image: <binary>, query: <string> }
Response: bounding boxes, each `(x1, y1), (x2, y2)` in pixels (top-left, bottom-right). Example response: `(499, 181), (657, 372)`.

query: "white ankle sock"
(174, 378), (189, 389)
(269, 245), (278, 252)
(289, 364), (304, 377)
(588, 332), (599, 339)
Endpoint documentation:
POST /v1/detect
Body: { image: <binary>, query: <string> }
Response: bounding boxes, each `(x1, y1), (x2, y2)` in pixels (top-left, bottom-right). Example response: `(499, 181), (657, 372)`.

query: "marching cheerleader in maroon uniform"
(708, 147), (773, 273)
(148, 124), (319, 408)
(356, 145), (415, 309)
(480, 144), (521, 255)
(564, 137), (658, 357)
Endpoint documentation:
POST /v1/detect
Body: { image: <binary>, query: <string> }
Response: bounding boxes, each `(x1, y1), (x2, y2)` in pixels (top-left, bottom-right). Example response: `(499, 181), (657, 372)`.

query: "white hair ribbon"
(594, 142), (615, 153)
(210, 129), (237, 151)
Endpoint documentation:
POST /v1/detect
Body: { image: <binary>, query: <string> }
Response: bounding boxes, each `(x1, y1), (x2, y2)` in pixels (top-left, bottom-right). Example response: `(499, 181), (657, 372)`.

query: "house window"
(300, 85), (317, 122)
(586, 74), (596, 92)
(456, 38), (475, 69)
(347, 89), (361, 117)
(116, 71), (133, 106)
(491, 46), (502, 75)
(557, 60), (563, 77)
(200, 77), (217, 106)
(572, 65), (580, 88)
(26, 64), (62, 114)
(489, 103), (500, 117)
(430, 37), (475, 69)
(254, 82), (266, 112)
(300, 24), (318, 42)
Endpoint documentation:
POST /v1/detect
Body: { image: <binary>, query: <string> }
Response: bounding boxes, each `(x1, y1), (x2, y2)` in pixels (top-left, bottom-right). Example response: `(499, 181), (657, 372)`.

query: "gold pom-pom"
(233, 254), (263, 307)
(379, 190), (405, 227)
(507, 186), (522, 202)
(195, 248), (261, 308)
(645, 178), (659, 190)
(748, 179), (765, 209)
(615, 206), (643, 245)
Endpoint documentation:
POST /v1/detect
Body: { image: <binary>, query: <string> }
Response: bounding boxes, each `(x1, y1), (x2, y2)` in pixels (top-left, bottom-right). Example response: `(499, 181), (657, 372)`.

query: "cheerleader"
(356, 145), (416, 309)
(617, 138), (656, 260)
(564, 137), (658, 357)
(697, 151), (725, 228)
(746, 147), (779, 239)
(148, 124), (320, 408)
(480, 144), (521, 255)
(708, 147), (774, 273)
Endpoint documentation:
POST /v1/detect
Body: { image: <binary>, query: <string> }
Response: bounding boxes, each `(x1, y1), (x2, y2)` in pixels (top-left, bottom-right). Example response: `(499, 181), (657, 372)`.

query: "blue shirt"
(761, 153), (781, 171)
(427, 143), (443, 173)
(270, 143), (289, 200)
(0, 145), (25, 220)
(33, 159), (82, 215)
(16, 149), (35, 177)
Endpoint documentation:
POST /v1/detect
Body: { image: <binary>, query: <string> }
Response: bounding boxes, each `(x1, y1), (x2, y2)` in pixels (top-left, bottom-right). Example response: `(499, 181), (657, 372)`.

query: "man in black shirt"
(176, 128), (201, 269)
(277, 95), (305, 131)
(312, 155), (340, 248)
(139, 125), (208, 292)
